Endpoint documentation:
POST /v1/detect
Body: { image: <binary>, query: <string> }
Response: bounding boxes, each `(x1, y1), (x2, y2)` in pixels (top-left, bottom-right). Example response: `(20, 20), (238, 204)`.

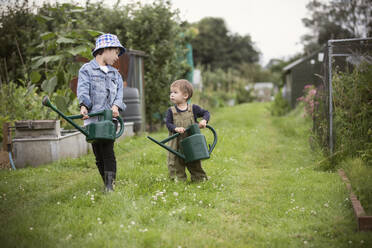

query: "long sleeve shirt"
(165, 104), (210, 133)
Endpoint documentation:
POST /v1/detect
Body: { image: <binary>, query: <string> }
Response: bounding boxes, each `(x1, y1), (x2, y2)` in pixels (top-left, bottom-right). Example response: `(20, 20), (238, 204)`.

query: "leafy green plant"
(236, 86), (255, 104)
(0, 82), (57, 141)
(268, 91), (291, 116)
(331, 63), (372, 164)
(29, 4), (102, 114)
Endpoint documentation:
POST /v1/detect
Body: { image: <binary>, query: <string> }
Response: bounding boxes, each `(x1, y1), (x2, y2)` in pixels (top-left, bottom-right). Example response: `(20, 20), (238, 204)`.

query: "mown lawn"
(0, 103), (371, 248)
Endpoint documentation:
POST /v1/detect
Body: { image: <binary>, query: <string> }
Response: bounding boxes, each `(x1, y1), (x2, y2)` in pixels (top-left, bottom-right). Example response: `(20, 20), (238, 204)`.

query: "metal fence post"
(328, 40), (333, 155)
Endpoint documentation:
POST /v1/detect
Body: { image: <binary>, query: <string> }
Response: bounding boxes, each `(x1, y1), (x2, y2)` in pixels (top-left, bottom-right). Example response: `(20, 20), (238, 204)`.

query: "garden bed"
(339, 169), (372, 231)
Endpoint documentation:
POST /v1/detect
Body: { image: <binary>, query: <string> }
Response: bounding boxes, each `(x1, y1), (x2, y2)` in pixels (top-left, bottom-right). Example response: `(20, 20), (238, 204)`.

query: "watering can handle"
(114, 116), (124, 139)
(206, 125), (217, 155)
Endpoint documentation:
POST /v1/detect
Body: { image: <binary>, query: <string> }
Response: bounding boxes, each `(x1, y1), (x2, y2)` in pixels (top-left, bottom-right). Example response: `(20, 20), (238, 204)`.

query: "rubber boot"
(104, 171), (115, 193)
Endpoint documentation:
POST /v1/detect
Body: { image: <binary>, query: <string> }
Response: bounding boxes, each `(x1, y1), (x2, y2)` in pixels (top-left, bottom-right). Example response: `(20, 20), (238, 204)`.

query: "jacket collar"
(90, 58), (115, 72)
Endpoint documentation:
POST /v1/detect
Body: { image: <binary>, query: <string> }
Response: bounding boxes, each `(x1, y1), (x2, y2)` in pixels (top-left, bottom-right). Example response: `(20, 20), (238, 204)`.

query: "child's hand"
(111, 105), (119, 117)
(175, 127), (185, 133)
(199, 119), (207, 128)
(80, 106), (89, 120)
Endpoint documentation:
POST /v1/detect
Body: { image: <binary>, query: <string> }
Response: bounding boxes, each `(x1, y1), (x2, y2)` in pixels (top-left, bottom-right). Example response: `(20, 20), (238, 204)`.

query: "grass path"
(0, 103), (371, 247)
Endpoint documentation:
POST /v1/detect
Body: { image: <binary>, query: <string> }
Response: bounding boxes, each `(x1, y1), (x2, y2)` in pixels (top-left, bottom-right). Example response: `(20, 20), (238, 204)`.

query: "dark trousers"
(92, 141), (116, 178)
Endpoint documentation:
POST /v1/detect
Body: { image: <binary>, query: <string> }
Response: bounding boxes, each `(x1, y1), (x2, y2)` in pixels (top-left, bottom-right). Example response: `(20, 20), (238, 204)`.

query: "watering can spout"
(42, 96), (124, 142)
(147, 124), (217, 163)
(42, 96), (89, 136)
(147, 134), (186, 160)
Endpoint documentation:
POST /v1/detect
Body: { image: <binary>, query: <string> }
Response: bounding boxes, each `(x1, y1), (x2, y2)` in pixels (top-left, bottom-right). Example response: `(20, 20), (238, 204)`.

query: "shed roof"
(283, 46), (325, 72)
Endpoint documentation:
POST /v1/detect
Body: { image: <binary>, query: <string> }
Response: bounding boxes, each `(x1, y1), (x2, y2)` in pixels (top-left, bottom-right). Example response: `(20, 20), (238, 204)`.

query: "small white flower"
(324, 203), (329, 208)
(29, 227), (33, 230)
(131, 221), (136, 225)
(349, 240), (352, 244)
(73, 196), (76, 199)
(197, 186), (201, 189)
(197, 213), (202, 217)
(97, 217), (101, 221)
(173, 192), (179, 197)
(98, 221), (102, 225)
(120, 224), (124, 228)
(57, 201), (60, 205)
(66, 234), (72, 240)
(304, 240), (308, 245)
(199, 200), (203, 204)
(88, 233), (92, 236)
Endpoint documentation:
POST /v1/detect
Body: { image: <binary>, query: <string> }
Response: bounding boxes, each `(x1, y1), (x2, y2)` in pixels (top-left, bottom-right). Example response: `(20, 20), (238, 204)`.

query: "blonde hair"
(170, 79), (193, 100)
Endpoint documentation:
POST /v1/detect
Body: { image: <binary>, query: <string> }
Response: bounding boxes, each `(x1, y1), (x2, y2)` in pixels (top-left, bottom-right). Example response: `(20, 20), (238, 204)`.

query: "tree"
(228, 34), (260, 68)
(191, 17), (230, 69)
(191, 17), (259, 70)
(0, 0), (39, 84)
(124, 0), (189, 128)
(301, 0), (371, 53)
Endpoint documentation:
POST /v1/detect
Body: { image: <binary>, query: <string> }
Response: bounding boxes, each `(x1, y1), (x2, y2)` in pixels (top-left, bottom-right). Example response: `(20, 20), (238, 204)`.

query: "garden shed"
(282, 48), (324, 108)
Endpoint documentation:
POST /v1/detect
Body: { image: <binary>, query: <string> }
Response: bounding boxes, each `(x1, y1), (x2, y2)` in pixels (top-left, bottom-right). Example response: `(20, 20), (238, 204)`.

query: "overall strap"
(171, 106), (178, 115)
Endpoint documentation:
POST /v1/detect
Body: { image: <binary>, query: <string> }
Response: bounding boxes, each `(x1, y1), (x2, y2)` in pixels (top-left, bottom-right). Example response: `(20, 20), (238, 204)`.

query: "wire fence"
(313, 38), (372, 155)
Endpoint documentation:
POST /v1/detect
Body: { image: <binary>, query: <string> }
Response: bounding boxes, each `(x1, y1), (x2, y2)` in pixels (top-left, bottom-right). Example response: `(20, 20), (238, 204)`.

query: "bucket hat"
(92, 33), (126, 57)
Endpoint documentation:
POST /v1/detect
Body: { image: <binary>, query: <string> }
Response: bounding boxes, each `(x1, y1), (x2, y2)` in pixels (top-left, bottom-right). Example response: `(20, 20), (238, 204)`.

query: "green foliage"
(268, 91), (291, 116)
(124, 0), (189, 127)
(341, 157), (372, 214)
(0, 82), (57, 141)
(30, 3), (101, 112)
(0, 0), (39, 83)
(301, 0), (371, 53)
(191, 17), (259, 70)
(312, 63), (372, 167)
(236, 86), (255, 104)
(332, 64), (372, 164)
(0, 1), (189, 129)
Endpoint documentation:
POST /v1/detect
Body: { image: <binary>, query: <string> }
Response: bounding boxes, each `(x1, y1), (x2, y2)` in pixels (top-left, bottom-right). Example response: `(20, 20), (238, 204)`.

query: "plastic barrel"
(121, 87), (142, 132)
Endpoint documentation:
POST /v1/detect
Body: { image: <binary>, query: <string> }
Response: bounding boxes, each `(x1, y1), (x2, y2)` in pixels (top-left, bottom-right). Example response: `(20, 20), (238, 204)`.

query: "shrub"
(236, 86), (255, 104)
(0, 82), (57, 142)
(269, 91), (290, 116)
(332, 64), (372, 164)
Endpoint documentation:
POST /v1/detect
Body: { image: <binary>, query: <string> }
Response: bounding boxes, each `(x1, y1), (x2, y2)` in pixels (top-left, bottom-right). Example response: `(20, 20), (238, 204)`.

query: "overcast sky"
(169, 0), (313, 66)
(36, 0), (315, 65)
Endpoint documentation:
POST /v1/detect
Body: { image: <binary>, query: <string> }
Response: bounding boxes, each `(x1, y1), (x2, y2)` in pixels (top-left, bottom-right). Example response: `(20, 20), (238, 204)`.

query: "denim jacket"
(77, 59), (126, 124)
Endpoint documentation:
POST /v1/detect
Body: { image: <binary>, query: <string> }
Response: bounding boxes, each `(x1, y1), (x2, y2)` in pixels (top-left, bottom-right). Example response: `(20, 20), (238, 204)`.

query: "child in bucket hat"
(77, 33), (126, 192)
(92, 33), (126, 57)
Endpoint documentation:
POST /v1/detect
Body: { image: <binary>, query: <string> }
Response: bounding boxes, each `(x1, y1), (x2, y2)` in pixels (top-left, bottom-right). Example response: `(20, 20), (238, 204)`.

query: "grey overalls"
(167, 105), (207, 181)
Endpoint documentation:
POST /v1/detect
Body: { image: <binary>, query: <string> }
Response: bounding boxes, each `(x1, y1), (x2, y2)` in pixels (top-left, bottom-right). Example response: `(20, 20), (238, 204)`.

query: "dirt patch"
(0, 150), (11, 170)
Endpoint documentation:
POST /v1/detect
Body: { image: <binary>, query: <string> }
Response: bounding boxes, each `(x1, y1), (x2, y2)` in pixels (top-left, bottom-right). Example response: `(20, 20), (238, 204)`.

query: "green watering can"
(147, 124), (217, 163)
(42, 96), (124, 143)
